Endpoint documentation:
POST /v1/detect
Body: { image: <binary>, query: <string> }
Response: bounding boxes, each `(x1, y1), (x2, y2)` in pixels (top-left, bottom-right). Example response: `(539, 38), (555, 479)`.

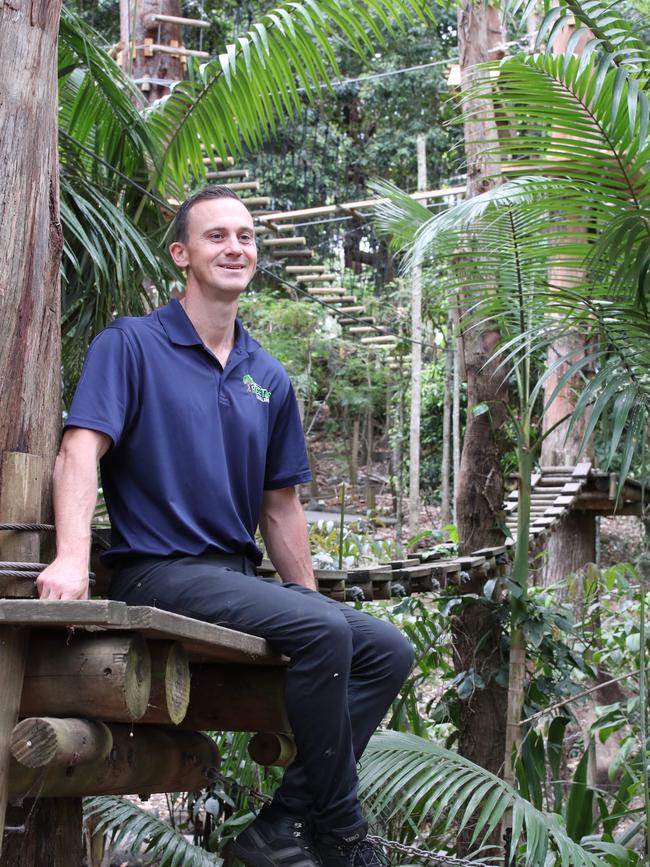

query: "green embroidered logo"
(243, 373), (272, 403)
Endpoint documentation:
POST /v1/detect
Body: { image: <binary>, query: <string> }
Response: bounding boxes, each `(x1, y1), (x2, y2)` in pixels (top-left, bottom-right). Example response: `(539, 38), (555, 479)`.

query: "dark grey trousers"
(109, 553), (413, 835)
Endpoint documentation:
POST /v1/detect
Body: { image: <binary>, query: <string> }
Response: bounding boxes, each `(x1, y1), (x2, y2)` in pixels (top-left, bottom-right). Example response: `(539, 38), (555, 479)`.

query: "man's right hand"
(37, 557), (90, 600)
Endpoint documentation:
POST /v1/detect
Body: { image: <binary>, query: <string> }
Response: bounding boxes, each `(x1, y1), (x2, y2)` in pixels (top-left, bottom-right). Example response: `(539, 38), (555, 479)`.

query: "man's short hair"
(174, 185), (248, 243)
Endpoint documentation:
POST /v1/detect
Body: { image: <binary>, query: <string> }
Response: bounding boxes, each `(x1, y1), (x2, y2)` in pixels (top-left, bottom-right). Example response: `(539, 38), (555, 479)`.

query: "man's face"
(169, 197), (257, 297)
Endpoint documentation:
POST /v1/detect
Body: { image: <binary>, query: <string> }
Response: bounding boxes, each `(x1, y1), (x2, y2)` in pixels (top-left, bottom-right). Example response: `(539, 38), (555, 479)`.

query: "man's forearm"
(51, 444), (99, 565)
(37, 428), (110, 600)
(260, 488), (317, 590)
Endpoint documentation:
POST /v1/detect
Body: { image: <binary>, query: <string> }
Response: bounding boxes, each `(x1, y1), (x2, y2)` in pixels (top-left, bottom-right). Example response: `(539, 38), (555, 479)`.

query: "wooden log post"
(11, 718), (113, 769)
(248, 733), (296, 767)
(140, 640), (191, 725)
(0, 453), (42, 857)
(9, 726), (220, 798)
(21, 632), (152, 721)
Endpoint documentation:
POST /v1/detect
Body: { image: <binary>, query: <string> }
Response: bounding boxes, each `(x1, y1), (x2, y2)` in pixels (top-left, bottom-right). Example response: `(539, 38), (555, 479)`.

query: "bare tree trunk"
(0, 1), (72, 859)
(440, 312), (454, 524)
(452, 309), (461, 525)
(540, 21), (596, 586)
(408, 134), (427, 536)
(453, 1), (508, 821)
(350, 416), (360, 489)
(0, 0), (63, 514)
(119, 0), (184, 101)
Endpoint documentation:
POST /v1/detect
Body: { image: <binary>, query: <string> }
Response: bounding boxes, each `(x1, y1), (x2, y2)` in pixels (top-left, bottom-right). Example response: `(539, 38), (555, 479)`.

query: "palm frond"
(84, 795), (221, 867)
(507, 0), (650, 80)
(147, 0), (432, 189)
(359, 730), (621, 866)
(58, 7), (154, 175)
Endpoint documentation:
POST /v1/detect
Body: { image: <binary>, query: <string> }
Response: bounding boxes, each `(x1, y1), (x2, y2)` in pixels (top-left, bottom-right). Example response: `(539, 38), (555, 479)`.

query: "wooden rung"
(224, 181), (259, 192)
(307, 287), (346, 295)
(296, 274), (337, 283)
(573, 461), (592, 477)
(205, 169), (248, 180)
(336, 305), (365, 313)
(202, 155), (235, 166)
(147, 43), (209, 59)
(360, 336), (397, 345)
(318, 295), (355, 303)
(285, 265), (326, 273)
(338, 317), (374, 325)
(245, 197), (272, 208)
(152, 13), (210, 28)
(348, 327), (379, 334)
(272, 250), (313, 259)
(262, 237), (307, 247)
(539, 466), (574, 473)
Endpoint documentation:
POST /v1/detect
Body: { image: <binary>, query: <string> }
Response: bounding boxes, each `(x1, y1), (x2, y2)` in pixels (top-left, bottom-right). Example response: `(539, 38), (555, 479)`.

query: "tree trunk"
(119, 0), (184, 102)
(540, 19), (595, 586)
(440, 313), (454, 524)
(0, 0), (63, 510)
(453, 0), (508, 824)
(408, 134), (427, 537)
(1, 798), (83, 867)
(0, 2), (66, 857)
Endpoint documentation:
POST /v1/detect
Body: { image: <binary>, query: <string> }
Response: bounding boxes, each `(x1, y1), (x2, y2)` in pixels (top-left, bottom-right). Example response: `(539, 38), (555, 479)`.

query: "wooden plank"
(472, 546), (507, 557)
(152, 13), (210, 28)
(573, 461), (592, 478)
(125, 607), (283, 665)
(0, 601), (284, 665)
(0, 599), (128, 626)
(457, 555), (486, 570)
(561, 481), (583, 493)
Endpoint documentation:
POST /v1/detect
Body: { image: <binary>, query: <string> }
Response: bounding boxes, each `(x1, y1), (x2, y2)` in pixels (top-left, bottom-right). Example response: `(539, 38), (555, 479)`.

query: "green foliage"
(359, 729), (631, 865)
(83, 795), (221, 866)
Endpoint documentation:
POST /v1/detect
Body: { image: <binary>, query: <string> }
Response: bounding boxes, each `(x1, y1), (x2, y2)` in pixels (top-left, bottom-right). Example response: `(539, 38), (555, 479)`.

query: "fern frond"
(84, 795), (221, 867)
(359, 731), (615, 866)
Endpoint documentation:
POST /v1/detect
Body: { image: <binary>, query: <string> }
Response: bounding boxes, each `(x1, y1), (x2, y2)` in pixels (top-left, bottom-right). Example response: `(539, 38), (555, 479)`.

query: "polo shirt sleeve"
(264, 379), (312, 490)
(64, 327), (140, 448)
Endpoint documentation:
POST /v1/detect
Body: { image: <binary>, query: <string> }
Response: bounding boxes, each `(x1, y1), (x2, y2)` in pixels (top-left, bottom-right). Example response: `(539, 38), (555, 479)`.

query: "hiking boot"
(232, 808), (323, 867)
(316, 834), (388, 867)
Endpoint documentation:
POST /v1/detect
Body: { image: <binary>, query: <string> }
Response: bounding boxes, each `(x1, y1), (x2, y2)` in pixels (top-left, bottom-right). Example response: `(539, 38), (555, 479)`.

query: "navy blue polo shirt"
(65, 299), (312, 567)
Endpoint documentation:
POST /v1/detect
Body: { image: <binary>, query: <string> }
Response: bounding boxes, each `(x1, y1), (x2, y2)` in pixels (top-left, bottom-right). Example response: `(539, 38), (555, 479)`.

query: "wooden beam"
(262, 237), (307, 247)
(140, 641), (190, 726)
(307, 287), (346, 295)
(295, 274), (337, 283)
(21, 631), (152, 722)
(8, 727), (219, 798)
(11, 718), (113, 769)
(205, 169), (248, 180)
(258, 185), (466, 224)
(248, 733), (296, 767)
(146, 43), (209, 59)
(151, 14), (210, 28)
(178, 664), (290, 732)
(285, 265), (326, 273)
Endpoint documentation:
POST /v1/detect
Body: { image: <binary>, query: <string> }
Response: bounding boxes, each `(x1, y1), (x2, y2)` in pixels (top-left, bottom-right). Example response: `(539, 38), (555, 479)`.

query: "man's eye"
(240, 235), (254, 243)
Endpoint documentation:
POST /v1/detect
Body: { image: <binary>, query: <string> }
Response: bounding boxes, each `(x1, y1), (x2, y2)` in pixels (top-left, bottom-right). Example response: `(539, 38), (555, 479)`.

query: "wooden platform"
(0, 600), (285, 667)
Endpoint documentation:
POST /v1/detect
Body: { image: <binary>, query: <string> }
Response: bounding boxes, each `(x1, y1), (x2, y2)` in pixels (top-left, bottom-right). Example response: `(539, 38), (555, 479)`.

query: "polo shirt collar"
(157, 298), (261, 356)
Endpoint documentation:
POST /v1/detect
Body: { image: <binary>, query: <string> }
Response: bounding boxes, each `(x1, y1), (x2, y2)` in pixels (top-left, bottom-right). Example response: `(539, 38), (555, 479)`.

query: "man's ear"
(169, 241), (188, 268)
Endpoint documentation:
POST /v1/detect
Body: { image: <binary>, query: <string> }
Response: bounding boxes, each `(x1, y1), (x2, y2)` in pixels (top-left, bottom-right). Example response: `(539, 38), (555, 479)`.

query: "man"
(38, 186), (413, 867)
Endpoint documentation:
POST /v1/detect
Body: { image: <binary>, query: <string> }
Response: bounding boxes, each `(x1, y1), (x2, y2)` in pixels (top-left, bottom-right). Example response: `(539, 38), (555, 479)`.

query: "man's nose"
(224, 234), (244, 254)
